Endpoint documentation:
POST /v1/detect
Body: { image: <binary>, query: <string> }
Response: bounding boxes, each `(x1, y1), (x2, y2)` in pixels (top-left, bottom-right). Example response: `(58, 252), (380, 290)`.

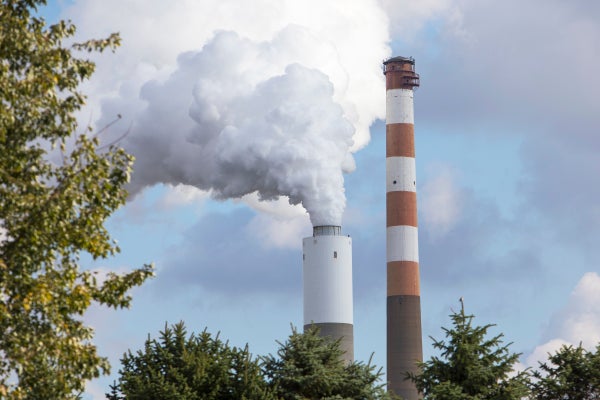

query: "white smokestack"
(303, 225), (354, 362)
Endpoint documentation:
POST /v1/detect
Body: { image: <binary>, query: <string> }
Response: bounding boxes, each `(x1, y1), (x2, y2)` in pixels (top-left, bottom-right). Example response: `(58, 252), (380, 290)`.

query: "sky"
(38, 0), (600, 398)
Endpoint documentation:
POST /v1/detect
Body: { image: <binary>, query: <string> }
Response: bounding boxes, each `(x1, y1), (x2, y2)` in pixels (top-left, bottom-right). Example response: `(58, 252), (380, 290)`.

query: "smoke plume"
(76, 0), (390, 226)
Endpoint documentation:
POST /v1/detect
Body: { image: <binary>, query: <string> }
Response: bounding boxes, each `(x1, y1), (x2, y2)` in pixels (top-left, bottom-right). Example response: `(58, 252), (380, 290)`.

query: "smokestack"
(303, 225), (354, 363)
(383, 56), (423, 399)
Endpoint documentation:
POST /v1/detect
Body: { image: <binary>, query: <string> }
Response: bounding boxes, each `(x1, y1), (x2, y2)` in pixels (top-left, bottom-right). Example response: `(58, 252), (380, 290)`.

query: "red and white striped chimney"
(383, 56), (423, 400)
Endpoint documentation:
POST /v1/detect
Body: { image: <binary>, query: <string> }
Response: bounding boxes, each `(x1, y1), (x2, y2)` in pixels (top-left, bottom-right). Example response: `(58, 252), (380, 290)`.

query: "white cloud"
(157, 184), (210, 209)
(420, 165), (463, 239)
(240, 193), (311, 249)
(245, 213), (311, 250)
(553, 272), (600, 346)
(84, 380), (107, 400)
(524, 272), (600, 367)
(525, 338), (571, 368)
(379, 0), (463, 40)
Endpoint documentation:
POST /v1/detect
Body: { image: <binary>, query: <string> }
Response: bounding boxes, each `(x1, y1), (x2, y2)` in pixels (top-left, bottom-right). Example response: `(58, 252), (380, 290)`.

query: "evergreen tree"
(408, 304), (529, 400)
(262, 326), (394, 400)
(110, 324), (393, 400)
(530, 343), (600, 400)
(108, 322), (275, 400)
(0, 1), (153, 397)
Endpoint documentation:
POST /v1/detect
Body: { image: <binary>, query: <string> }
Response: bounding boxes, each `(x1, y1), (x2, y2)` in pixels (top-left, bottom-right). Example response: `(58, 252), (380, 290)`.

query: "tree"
(530, 343), (600, 400)
(408, 305), (529, 400)
(0, 1), (153, 398)
(106, 322), (275, 400)
(109, 324), (393, 400)
(261, 326), (395, 400)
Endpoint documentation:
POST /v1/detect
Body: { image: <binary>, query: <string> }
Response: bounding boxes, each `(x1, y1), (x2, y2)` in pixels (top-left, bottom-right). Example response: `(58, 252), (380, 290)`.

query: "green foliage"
(530, 343), (600, 400)
(409, 306), (529, 400)
(0, 0), (152, 398)
(109, 324), (393, 400)
(261, 326), (394, 400)
(107, 322), (275, 400)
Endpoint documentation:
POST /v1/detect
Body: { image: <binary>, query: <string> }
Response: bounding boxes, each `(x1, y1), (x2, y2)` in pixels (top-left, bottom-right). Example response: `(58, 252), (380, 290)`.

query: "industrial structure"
(302, 225), (354, 363)
(383, 56), (423, 399)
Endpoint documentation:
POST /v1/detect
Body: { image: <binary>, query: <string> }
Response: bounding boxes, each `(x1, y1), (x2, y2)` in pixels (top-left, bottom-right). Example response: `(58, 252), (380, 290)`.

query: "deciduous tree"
(0, 1), (153, 397)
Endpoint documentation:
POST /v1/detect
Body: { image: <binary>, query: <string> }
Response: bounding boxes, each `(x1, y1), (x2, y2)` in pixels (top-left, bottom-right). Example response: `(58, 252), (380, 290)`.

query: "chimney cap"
(383, 56), (415, 65)
(313, 225), (342, 236)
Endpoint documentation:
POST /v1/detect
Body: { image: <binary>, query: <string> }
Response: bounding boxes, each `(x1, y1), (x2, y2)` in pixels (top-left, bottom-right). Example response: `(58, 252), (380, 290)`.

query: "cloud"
(379, 0), (463, 40)
(379, 0), (600, 294)
(85, 381), (108, 400)
(244, 213), (311, 250)
(525, 272), (600, 366)
(388, 1), (600, 244)
(151, 184), (211, 210)
(524, 338), (571, 369)
(519, 132), (600, 247)
(241, 194), (311, 250)
(419, 180), (500, 282)
(420, 165), (463, 239)
(154, 208), (301, 297)
(545, 272), (600, 347)
(404, 0), (599, 126)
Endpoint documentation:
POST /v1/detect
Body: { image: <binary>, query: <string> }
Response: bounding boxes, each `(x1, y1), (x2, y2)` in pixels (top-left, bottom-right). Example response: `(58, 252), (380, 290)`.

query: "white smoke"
(123, 30), (352, 225)
(67, 0), (390, 226)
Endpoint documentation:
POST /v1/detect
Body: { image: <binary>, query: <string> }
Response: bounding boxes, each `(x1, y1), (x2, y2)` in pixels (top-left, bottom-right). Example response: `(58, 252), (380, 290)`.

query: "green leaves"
(0, 0), (153, 397)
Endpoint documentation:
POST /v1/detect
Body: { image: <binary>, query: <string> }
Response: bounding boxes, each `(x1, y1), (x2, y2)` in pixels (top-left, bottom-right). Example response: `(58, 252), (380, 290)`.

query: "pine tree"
(111, 324), (393, 400)
(408, 304), (529, 400)
(261, 326), (394, 400)
(530, 343), (600, 400)
(108, 322), (275, 400)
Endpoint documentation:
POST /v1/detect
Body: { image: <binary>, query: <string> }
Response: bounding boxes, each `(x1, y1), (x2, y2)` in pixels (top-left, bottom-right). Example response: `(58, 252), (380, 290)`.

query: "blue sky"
(39, 1), (600, 398)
